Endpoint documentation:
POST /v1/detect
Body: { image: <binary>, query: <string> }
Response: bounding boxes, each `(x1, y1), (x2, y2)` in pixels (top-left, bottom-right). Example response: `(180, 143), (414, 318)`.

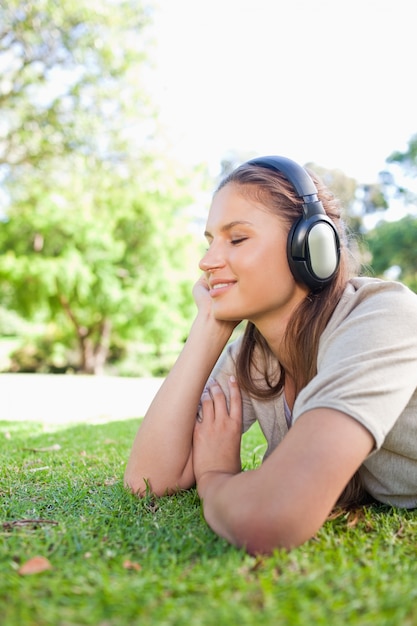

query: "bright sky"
(150, 0), (416, 184)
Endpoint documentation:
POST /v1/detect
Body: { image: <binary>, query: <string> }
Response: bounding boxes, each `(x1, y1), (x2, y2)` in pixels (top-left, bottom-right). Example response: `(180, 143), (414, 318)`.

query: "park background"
(1, 0), (417, 414)
(2, 4), (417, 626)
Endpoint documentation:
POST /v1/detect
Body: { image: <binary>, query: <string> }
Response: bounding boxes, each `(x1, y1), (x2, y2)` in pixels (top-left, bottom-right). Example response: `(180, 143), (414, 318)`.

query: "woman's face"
(200, 183), (309, 330)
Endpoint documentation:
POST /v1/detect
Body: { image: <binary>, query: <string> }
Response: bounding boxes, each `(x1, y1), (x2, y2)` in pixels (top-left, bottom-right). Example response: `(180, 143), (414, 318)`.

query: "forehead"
(207, 183), (281, 224)
(203, 186), (286, 243)
(210, 183), (269, 217)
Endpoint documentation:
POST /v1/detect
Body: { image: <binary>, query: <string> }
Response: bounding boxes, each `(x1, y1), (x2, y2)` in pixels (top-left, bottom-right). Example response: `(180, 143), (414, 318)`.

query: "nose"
(199, 243), (225, 272)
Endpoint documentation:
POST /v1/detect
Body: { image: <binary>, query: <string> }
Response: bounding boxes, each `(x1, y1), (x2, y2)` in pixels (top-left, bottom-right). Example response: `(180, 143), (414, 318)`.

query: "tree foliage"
(387, 133), (417, 175)
(0, 0), (153, 173)
(364, 134), (417, 291)
(366, 216), (417, 291)
(0, 0), (199, 374)
(385, 133), (417, 205)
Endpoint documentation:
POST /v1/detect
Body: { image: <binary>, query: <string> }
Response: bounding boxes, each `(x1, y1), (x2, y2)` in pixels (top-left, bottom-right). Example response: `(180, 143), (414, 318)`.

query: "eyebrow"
(204, 220), (254, 239)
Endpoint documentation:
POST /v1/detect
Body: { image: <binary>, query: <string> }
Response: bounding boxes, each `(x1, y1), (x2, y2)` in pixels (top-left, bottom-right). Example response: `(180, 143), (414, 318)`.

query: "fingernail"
(229, 375), (236, 384)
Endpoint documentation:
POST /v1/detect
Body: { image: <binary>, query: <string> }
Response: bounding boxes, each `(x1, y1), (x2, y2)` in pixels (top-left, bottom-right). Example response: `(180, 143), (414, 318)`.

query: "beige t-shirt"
(206, 277), (417, 508)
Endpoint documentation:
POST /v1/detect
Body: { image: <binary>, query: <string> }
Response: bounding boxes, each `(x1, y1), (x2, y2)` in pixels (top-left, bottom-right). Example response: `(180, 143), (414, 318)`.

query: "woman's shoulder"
(335, 276), (417, 320)
(350, 276), (417, 298)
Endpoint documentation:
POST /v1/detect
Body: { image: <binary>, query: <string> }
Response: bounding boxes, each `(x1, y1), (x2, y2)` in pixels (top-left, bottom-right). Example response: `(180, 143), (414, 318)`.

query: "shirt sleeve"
(292, 280), (417, 449)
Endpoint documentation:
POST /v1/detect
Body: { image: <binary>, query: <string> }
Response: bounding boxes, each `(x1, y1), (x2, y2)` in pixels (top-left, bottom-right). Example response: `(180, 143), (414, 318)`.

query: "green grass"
(1, 418), (417, 626)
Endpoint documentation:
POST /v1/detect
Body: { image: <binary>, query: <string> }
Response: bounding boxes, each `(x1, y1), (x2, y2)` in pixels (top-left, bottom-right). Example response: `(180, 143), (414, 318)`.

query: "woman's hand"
(192, 273), (213, 313)
(193, 376), (243, 491)
(192, 274), (241, 333)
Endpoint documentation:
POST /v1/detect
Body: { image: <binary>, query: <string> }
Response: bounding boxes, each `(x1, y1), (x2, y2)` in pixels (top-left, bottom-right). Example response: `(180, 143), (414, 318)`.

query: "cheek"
(257, 245), (292, 282)
(231, 233), (291, 283)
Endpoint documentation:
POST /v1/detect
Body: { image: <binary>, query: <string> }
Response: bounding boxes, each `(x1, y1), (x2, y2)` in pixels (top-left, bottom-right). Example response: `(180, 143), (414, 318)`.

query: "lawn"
(1, 417), (417, 626)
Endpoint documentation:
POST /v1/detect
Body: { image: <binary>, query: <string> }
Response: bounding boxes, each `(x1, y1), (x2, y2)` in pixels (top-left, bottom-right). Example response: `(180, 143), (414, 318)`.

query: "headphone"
(247, 155), (340, 291)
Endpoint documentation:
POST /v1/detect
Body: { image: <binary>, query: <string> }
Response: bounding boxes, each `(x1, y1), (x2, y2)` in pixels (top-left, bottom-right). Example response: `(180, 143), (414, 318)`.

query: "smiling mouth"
(210, 282), (236, 296)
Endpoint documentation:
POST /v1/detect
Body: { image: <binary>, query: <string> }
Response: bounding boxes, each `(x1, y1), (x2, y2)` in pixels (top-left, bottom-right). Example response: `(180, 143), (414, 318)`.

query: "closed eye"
(230, 237), (247, 245)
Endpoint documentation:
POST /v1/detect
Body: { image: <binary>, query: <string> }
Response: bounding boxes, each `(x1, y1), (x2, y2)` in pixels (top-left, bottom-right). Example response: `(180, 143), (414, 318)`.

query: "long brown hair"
(216, 162), (358, 400)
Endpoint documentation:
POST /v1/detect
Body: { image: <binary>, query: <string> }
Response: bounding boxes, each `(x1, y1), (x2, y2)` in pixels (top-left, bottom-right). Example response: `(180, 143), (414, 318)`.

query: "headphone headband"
(247, 155), (318, 200)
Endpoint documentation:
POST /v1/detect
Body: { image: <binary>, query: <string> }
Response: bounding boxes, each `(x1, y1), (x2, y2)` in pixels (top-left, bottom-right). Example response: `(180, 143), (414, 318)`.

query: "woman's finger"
(228, 375), (242, 420)
(207, 381), (228, 420)
(200, 389), (214, 422)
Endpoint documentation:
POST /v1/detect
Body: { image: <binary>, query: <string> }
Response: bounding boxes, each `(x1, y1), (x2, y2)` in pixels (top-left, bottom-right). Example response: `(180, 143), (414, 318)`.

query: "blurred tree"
(0, 0), (199, 373)
(387, 133), (417, 174)
(365, 216), (417, 291)
(0, 162), (198, 373)
(386, 133), (417, 205)
(0, 0), (154, 174)
(305, 163), (357, 211)
(364, 134), (417, 292)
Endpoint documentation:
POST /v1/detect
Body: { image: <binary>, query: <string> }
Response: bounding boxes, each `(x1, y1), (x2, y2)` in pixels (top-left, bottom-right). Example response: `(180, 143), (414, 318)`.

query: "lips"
(208, 279), (236, 296)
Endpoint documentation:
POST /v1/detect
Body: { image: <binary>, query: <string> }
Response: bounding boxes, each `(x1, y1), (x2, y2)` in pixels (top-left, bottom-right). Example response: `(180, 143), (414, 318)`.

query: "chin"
(214, 310), (243, 322)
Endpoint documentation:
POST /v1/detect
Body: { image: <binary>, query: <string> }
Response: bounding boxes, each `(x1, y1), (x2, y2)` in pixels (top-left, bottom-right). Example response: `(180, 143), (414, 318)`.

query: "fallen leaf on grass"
(123, 560), (142, 571)
(346, 509), (363, 527)
(346, 508), (374, 531)
(326, 508), (345, 521)
(395, 523), (405, 538)
(237, 556), (265, 576)
(18, 556), (52, 576)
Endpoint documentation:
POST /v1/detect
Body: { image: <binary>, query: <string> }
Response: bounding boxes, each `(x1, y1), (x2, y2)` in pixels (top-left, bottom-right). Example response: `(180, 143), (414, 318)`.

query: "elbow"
(124, 449), (195, 498)
(239, 528), (308, 557)
(124, 466), (194, 498)
(123, 471), (167, 498)
(123, 468), (148, 497)
(241, 524), (312, 556)
(124, 463), (160, 497)
(123, 457), (168, 497)
(218, 507), (321, 556)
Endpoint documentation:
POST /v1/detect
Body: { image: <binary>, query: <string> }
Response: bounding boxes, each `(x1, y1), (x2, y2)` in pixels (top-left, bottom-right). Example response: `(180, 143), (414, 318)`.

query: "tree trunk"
(76, 318), (112, 375)
(59, 294), (112, 374)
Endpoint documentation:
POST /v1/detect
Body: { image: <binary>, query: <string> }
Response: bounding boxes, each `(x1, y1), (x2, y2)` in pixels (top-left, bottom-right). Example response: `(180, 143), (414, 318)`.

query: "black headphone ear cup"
(287, 215), (340, 291)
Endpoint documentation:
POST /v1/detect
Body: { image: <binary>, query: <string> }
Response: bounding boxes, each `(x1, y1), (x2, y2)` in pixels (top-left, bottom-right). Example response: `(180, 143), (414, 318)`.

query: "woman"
(125, 156), (417, 555)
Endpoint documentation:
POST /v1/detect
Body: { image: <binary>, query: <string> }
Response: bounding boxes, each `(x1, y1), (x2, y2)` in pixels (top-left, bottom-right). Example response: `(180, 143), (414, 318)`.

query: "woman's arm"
(124, 277), (238, 497)
(193, 384), (374, 555)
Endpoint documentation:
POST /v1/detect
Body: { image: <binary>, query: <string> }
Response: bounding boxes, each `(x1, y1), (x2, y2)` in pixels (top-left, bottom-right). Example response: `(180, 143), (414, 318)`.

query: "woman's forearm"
(196, 409), (375, 555)
(124, 314), (233, 496)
